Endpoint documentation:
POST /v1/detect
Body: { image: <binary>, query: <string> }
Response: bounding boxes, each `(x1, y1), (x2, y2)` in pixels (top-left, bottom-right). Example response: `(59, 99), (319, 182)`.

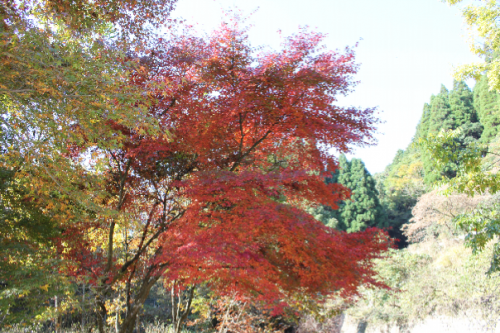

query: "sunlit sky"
(172, 0), (479, 174)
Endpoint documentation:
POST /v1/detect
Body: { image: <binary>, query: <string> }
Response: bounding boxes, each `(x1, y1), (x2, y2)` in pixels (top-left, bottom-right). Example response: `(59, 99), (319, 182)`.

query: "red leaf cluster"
(69, 20), (389, 312)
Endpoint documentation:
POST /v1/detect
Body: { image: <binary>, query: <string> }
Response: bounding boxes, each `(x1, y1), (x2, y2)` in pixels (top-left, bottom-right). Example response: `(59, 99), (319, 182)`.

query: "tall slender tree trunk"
(81, 284), (86, 333)
(357, 320), (367, 333)
(115, 310), (120, 333)
(54, 295), (59, 333)
(118, 275), (160, 333)
(172, 285), (195, 333)
(171, 282), (177, 328)
(96, 295), (107, 333)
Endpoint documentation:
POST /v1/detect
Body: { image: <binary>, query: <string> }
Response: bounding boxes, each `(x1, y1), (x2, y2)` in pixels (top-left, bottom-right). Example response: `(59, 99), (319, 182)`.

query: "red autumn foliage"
(65, 20), (390, 328)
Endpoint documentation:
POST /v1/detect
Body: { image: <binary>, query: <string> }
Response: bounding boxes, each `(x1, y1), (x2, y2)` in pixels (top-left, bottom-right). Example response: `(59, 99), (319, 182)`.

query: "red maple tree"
(63, 21), (390, 333)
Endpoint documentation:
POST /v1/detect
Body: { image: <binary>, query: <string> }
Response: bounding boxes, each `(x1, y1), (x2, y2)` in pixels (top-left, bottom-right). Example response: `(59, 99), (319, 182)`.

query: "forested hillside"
(299, 75), (500, 332)
(377, 79), (496, 243)
(309, 78), (499, 251)
(0, 2), (390, 332)
(309, 79), (495, 250)
(339, 76), (500, 332)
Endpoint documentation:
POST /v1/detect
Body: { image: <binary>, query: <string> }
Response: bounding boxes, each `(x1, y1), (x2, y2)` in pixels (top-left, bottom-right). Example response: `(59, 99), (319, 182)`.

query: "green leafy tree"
(376, 148), (426, 248)
(412, 81), (481, 184)
(445, 0), (500, 91)
(0, 164), (68, 326)
(420, 128), (500, 272)
(306, 205), (338, 229)
(0, 0), (177, 329)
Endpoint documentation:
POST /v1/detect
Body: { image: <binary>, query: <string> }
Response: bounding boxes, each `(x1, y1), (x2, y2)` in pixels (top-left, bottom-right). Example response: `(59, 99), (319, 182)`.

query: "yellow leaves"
(45, 202), (55, 211)
(135, 127), (147, 136)
(390, 160), (425, 193)
(453, 62), (486, 83)
(8, 255), (17, 265)
(40, 284), (49, 292)
(448, 0), (500, 91)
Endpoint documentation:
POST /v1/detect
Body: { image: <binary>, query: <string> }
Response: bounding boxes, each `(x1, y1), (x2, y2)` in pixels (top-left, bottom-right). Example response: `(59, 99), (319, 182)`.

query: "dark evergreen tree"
(428, 85), (452, 133)
(415, 103), (431, 140)
(449, 80), (477, 127)
(473, 74), (500, 143)
(326, 155), (387, 233)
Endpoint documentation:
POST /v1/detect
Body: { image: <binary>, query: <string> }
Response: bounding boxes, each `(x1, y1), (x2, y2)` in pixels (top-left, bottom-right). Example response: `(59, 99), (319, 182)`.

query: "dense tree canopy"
(4, 0), (500, 331)
(81, 23), (390, 332)
(1, 10), (391, 331)
(0, 0), (178, 328)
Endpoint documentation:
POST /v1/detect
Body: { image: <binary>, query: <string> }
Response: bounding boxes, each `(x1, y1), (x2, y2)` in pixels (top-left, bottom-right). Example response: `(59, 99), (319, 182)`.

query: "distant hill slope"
(373, 79), (499, 246)
(313, 78), (500, 248)
(338, 77), (500, 333)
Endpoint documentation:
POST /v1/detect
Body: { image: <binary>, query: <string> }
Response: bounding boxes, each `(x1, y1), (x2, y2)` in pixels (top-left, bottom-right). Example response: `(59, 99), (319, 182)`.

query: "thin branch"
(160, 97), (177, 117)
(114, 210), (185, 282)
(230, 128), (272, 172)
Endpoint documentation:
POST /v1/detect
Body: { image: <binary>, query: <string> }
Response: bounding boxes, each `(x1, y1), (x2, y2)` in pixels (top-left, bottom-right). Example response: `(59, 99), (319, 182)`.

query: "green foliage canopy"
(420, 127), (500, 272)
(445, 0), (500, 91)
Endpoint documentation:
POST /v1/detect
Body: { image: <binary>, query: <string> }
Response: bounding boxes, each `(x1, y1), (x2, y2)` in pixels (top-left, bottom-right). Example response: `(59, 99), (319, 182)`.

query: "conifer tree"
(415, 103), (431, 140)
(428, 85), (452, 133)
(326, 156), (387, 233)
(449, 80), (477, 127)
(473, 75), (500, 143)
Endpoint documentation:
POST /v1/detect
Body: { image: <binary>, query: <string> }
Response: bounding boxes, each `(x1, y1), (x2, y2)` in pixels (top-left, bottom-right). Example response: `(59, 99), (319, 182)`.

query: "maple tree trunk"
(119, 304), (144, 333)
(118, 274), (161, 333)
(96, 295), (107, 333)
(119, 311), (137, 333)
(172, 285), (195, 333)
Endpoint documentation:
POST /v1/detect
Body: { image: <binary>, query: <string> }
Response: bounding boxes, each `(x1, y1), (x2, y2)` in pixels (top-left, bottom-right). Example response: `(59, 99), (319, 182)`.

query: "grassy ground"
(1, 322), (194, 333)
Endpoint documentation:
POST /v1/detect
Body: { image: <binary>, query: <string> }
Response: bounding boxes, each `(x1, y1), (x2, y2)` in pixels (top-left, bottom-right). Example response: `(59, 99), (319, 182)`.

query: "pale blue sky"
(172, 0), (479, 174)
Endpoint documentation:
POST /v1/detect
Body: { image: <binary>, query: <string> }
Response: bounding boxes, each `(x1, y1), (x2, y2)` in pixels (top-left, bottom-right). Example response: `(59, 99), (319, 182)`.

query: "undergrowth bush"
(347, 236), (500, 331)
